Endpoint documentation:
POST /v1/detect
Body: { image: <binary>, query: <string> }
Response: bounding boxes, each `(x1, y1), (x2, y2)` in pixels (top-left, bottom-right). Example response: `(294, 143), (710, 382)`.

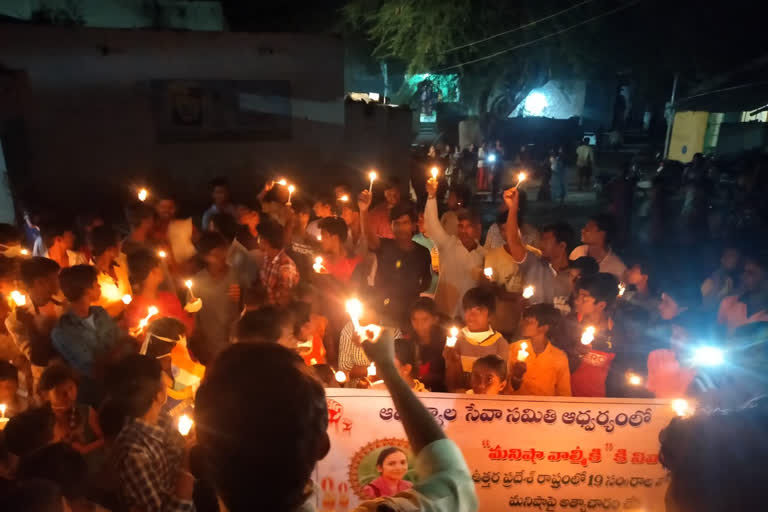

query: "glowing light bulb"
(692, 346), (724, 367)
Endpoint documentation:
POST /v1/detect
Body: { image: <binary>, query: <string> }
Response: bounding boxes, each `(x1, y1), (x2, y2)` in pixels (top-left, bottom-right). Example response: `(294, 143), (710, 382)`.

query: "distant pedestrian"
(576, 138), (595, 191)
(550, 147), (567, 204)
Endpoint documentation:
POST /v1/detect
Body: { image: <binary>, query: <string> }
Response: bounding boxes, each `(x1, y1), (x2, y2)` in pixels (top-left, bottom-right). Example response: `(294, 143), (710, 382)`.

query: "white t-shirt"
(569, 245), (626, 280)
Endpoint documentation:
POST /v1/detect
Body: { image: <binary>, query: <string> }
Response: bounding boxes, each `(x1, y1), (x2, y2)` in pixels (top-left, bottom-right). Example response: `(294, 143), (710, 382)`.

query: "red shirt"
(369, 203), (394, 239)
(570, 349), (615, 397)
(124, 291), (195, 336)
(324, 255), (362, 283)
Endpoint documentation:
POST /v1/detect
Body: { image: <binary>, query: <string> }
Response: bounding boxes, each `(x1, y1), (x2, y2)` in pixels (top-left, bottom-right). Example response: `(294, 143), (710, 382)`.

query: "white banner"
(315, 390), (678, 511)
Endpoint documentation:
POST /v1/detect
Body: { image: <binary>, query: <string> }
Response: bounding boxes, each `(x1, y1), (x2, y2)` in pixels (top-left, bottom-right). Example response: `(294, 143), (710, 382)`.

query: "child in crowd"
(52, 264), (127, 405)
(406, 297), (446, 392)
(193, 231), (244, 357)
(124, 249), (194, 336)
(89, 225), (132, 318)
(444, 287), (509, 391)
(37, 364), (103, 456)
(468, 355), (507, 395)
(318, 216), (362, 283)
(717, 251), (768, 332)
(373, 338), (426, 392)
(508, 304), (571, 396)
(701, 243), (742, 311)
(40, 222), (85, 269)
(0, 360), (27, 417)
(621, 257), (659, 316)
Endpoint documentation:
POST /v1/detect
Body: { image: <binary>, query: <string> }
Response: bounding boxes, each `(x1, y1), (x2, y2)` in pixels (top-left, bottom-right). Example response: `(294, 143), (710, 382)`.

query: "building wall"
(0, 24), (347, 215)
(668, 111), (709, 162)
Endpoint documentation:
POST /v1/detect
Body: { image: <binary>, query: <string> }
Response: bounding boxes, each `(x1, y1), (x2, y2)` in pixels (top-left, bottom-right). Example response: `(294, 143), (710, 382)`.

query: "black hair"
(209, 177), (230, 190)
(19, 257), (60, 288)
(311, 364), (338, 388)
(3, 405), (55, 457)
(97, 398), (126, 443)
(145, 317), (186, 360)
(495, 209), (508, 226)
(0, 255), (18, 280)
(195, 343), (328, 512)
(16, 443), (88, 500)
(197, 230), (229, 256)
(287, 301), (311, 336)
(318, 216), (348, 243)
(124, 201), (155, 229)
(105, 355), (164, 418)
(376, 446), (407, 468)
(126, 249), (160, 287)
(256, 218), (285, 250)
(578, 272), (620, 307)
(389, 202), (416, 223)
(0, 223), (21, 246)
(37, 363), (78, 393)
(0, 479), (66, 512)
(394, 338), (418, 378)
(313, 196), (334, 208)
(236, 306), (290, 344)
(659, 396), (768, 512)
(89, 225), (118, 257)
(541, 222), (576, 253)
(0, 360), (18, 382)
(291, 200), (311, 216)
(209, 213), (239, 242)
(384, 176), (401, 189)
(40, 222), (72, 248)
(58, 264), (98, 302)
(588, 213), (617, 246)
(569, 256), (599, 278)
(447, 184), (471, 206)
(522, 303), (562, 331)
(472, 355), (507, 381)
(410, 296), (437, 316)
(462, 286), (496, 315)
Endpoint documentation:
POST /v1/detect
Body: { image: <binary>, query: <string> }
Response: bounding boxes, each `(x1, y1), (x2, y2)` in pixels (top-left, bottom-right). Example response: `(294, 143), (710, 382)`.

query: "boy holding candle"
(258, 218), (300, 307)
(444, 287), (509, 391)
(368, 176), (402, 240)
(90, 225), (132, 318)
(508, 304), (571, 396)
(121, 202), (157, 258)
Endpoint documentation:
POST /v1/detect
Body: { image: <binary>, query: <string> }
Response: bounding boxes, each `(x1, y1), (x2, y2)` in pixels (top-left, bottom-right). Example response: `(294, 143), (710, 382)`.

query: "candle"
(121, 294), (133, 305)
(626, 372), (643, 386)
(157, 250), (167, 259)
(178, 414), (194, 436)
(359, 324), (381, 341)
(10, 290), (26, 307)
(483, 267), (493, 278)
(517, 341), (530, 362)
(184, 279), (196, 299)
(367, 362), (376, 377)
(138, 188), (148, 202)
(313, 256), (325, 274)
(20, 249), (29, 256)
(335, 370), (347, 384)
(515, 172), (527, 188)
(277, 179), (288, 186)
(671, 398), (692, 417)
(287, 184), (295, 205)
(339, 194), (349, 203)
(581, 325), (596, 345)
(618, 282), (626, 297)
(317, 234), (322, 241)
(430, 166), (439, 181)
(310, 358), (318, 365)
(446, 326), (459, 348)
(522, 285), (535, 299)
(0, 403), (6, 418)
(368, 170), (377, 193)
(0, 403), (6, 431)
(137, 305), (160, 331)
(345, 298), (362, 331)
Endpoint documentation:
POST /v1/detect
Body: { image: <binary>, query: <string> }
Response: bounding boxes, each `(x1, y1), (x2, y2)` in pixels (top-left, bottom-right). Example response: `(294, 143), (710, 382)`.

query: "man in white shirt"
(569, 214), (626, 280)
(425, 179), (485, 319)
(575, 138), (595, 191)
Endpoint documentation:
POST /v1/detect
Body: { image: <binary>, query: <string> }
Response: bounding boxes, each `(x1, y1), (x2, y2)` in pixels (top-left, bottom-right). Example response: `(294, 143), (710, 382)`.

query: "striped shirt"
(338, 321), (401, 384)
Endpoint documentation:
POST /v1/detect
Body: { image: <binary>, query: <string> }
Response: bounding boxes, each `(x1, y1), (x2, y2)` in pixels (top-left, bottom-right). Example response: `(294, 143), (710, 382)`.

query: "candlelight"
(335, 370), (347, 384)
(626, 372), (643, 386)
(368, 170), (377, 194)
(367, 362), (376, 377)
(138, 188), (148, 202)
(277, 179), (288, 186)
(515, 172), (527, 188)
(137, 305), (160, 331)
(430, 167), (439, 180)
(317, 234), (322, 241)
(359, 324), (381, 342)
(157, 250), (167, 259)
(178, 414), (194, 436)
(0, 403), (6, 418)
(522, 285), (535, 299)
(20, 249), (29, 256)
(339, 194), (349, 202)
(184, 279), (196, 299)
(671, 398), (692, 418)
(581, 325), (596, 345)
(483, 267), (493, 278)
(10, 290), (26, 307)
(517, 341), (530, 362)
(121, 294), (133, 305)
(345, 298), (363, 330)
(287, 184), (295, 205)
(313, 256), (326, 274)
(618, 282), (626, 297)
(446, 326), (459, 348)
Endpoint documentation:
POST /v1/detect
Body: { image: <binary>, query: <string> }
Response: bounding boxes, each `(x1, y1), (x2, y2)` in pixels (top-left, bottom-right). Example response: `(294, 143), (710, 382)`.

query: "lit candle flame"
(137, 305), (160, 330)
(581, 325), (596, 345)
(368, 170), (377, 193)
(430, 167), (439, 180)
(345, 298), (362, 331)
(157, 250), (167, 259)
(517, 341), (530, 362)
(277, 179), (288, 186)
(178, 414), (194, 436)
(138, 188), (148, 202)
(367, 362), (376, 377)
(0, 403), (6, 418)
(516, 172), (527, 188)
(317, 234), (322, 241)
(287, 184), (295, 205)
(483, 267), (493, 278)
(335, 370), (347, 383)
(310, 358), (317, 365)
(20, 249), (29, 256)
(10, 290), (26, 307)
(339, 194), (349, 202)
(627, 372), (643, 386)
(446, 326), (459, 348)
(184, 279), (196, 299)
(312, 256), (325, 274)
(671, 398), (692, 417)
(618, 282), (626, 297)
(522, 285), (535, 299)
(121, 294), (133, 305)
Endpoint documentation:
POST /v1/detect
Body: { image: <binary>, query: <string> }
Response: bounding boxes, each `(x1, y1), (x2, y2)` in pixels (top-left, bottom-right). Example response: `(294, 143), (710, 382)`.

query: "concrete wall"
(0, 24), (347, 216)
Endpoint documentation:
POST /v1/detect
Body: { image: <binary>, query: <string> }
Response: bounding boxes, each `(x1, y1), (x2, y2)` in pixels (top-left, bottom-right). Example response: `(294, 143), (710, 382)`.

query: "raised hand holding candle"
(368, 170), (377, 193)
(429, 166), (439, 182)
(581, 325), (596, 345)
(446, 326), (459, 348)
(517, 341), (530, 362)
(178, 414), (194, 436)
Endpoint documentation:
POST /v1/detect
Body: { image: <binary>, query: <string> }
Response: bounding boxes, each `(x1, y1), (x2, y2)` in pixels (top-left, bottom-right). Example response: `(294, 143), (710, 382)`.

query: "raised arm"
(357, 190), (380, 251)
(503, 188), (527, 262)
(425, 179), (451, 249)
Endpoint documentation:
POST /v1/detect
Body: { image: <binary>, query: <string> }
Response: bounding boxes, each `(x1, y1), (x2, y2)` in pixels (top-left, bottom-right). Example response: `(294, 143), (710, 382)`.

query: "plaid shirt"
(338, 321), (401, 385)
(112, 416), (194, 512)
(260, 249), (299, 304)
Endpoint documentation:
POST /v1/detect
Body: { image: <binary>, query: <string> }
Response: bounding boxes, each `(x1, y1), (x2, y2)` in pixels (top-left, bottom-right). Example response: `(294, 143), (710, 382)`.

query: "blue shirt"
(52, 306), (121, 377)
(201, 203), (238, 230)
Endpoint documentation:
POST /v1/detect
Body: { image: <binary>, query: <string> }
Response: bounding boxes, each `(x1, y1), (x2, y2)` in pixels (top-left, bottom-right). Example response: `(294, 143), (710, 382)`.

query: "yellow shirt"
(509, 340), (571, 397)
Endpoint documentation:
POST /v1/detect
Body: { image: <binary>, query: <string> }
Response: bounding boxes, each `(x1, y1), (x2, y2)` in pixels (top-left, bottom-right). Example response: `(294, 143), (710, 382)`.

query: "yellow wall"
(668, 111), (709, 162)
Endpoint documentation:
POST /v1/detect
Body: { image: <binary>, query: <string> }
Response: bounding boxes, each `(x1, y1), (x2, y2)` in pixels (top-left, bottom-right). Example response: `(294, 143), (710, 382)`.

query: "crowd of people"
(0, 160), (766, 511)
